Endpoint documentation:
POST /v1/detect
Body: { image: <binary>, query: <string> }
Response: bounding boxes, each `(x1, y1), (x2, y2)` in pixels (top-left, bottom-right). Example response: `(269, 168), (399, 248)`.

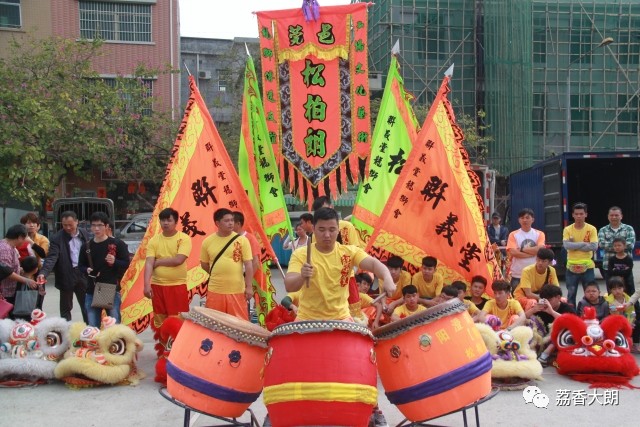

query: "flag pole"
(183, 61), (192, 77)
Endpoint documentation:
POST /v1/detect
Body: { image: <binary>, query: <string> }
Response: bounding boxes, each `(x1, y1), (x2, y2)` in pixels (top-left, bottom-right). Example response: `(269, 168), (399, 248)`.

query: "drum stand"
(394, 387), (499, 427)
(159, 387), (260, 427)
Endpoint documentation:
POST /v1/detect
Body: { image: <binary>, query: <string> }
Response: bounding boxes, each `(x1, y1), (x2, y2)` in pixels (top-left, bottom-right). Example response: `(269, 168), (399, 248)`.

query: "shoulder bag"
(208, 234), (241, 276)
(87, 241), (118, 310)
(12, 283), (39, 317)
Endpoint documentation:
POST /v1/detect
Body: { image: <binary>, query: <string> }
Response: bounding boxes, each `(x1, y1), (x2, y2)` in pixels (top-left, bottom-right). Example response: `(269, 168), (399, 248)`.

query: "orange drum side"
(374, 300), (492, 422)
(263, 321), (378, 427)
(167, 317), (266, 418)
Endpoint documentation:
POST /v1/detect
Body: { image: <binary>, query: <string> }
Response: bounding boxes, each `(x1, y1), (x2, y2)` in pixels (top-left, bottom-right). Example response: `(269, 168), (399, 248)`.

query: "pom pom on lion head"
(54, 317), (145, 387)
(475, 323), (543, 387)
(552, 310), (639, 389)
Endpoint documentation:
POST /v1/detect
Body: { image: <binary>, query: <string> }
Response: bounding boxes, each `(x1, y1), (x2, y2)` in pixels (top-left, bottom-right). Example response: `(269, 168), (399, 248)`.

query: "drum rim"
(186, 307), (271, 348)
(373, 299), (467, 340)
(270, 319), (374, 340)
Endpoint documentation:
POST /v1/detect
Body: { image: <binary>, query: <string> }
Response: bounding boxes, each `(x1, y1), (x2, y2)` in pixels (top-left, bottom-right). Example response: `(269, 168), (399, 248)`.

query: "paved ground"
(1, 268), (639, 427)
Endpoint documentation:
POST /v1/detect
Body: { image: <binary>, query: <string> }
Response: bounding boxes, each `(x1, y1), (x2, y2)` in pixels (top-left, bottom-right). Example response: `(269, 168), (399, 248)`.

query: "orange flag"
(120, 76), (276, 333)
(366, 73), (501, 287)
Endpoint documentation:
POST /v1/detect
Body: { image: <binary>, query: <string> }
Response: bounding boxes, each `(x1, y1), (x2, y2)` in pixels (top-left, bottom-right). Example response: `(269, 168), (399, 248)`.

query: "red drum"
(374, 300), (491, 422)
(263, 320), (377, 427)
(167, 307), (270, 417)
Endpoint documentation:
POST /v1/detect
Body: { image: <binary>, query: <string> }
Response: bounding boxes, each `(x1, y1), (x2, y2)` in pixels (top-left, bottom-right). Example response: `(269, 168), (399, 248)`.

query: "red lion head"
(552, 307), (639, 388)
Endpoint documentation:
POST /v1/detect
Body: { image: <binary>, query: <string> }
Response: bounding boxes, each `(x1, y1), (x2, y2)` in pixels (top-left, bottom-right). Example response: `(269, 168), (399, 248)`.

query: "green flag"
(352, 56), (419, 243)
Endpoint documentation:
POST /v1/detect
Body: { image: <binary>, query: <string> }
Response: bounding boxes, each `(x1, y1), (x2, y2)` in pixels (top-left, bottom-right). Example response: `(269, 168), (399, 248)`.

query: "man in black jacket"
(38, 211), (89, 322)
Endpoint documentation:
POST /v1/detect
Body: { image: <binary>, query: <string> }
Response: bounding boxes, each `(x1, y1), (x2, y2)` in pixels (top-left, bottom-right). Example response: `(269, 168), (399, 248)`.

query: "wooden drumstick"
(305, 234), (313, 288)
(371, 293), (387, 305)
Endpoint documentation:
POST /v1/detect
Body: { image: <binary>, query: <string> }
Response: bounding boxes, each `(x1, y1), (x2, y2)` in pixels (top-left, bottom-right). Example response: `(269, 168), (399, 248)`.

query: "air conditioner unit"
(199, 70), (211, 80)
(369, 71), (383, 91)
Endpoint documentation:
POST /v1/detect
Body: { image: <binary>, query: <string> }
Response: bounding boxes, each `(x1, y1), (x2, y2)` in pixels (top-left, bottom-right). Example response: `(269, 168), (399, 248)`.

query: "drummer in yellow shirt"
(411, 256), (444, 307)
(391, 285), (426, 321)
(285, 208), (395, 321)
(512, 248), (559, 310)
(478, 280), (526, 330)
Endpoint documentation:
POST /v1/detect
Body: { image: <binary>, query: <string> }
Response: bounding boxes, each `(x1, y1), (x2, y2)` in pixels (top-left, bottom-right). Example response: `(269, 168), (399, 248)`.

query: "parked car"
(116, 212), (152, 255)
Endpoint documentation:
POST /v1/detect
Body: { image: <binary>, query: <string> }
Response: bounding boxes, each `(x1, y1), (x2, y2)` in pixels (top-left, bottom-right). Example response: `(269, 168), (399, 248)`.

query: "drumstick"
(371, 293), (387, 305)
(305, 234), (313, 288)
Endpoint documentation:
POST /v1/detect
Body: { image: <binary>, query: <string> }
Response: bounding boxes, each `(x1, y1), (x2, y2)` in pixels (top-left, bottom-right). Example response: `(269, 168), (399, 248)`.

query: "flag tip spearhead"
(245, 43), (251, 57)
(444, 64), (454, 77)
(391, 40), (400, 55)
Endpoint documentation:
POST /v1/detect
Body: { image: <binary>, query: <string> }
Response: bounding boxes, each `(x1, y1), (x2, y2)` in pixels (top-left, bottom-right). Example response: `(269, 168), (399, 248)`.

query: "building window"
(103, 77), (154, 115)
(0, 0), (21, 28)
(79, 1), (151, 42)
(617, 94), (638, 135)
(533, 16), (546, 63)
(426, 14), (445, 60)
(569, 14), (593, 64)
(217, 69), (230, 92)
(532, 93), (546, 135)
(571, 94), (591, 136)
(618, 17), (640, 65)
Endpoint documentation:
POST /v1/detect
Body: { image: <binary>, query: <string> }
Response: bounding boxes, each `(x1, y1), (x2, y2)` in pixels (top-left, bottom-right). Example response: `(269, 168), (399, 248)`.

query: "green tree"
(0, 36), (177, 207)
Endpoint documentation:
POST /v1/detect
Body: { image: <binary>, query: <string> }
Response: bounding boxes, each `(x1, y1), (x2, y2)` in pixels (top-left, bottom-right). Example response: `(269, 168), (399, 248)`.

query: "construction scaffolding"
(367, 0), (640, 175)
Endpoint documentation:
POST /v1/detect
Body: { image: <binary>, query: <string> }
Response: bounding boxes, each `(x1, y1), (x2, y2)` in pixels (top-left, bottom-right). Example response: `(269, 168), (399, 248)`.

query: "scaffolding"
(367, 0), (640, 175)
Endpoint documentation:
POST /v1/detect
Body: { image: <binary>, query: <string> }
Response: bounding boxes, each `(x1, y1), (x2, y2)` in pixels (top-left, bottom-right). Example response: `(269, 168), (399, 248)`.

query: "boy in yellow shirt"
(380, 256), (412, 315)
(513, 248), (559, 310)
(479, 280), (526, 330)
(411, 256), (444, 306)
(391, 285), (426, 321)
(451, 281), (482, 321)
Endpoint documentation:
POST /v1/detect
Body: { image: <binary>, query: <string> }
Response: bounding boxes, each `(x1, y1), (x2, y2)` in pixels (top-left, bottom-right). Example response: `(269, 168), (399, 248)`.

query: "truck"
(509, 151), (640, 276)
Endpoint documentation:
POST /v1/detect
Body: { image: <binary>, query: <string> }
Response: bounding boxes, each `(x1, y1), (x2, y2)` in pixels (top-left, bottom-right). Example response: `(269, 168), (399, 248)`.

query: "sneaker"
(371, 410), (389, 427)
(537, 353), (549, 367)
(262, 414), (271, 427)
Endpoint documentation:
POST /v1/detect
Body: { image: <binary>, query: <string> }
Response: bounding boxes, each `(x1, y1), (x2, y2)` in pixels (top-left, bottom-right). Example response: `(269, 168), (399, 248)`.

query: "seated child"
(353, 273), (383, 329)
(391, 285), (426, 321)
(450, 281), (482, 321)
(513, 248), (559, 310)
(381, 256), (412, 314)
(604, 276), (636, 325)
(576, 281), (609, 321)
(410, 256), (444, 308)
(465, 275), (489, 310)
(531, 284), (576, 366)
(479, 280), (526, 330)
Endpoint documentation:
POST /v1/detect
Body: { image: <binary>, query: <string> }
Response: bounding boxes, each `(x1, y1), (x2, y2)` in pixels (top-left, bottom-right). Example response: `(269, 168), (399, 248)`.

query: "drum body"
(167, 307), (270, 417)
(264, 321), (377, 427)
(374, 300), (491, 422)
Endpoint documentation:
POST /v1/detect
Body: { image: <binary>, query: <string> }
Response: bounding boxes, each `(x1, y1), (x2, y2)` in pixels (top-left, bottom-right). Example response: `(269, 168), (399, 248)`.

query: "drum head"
(187, 306), (271, 348)
(271, 319), (374, 340)
(373, 299), (467, 341)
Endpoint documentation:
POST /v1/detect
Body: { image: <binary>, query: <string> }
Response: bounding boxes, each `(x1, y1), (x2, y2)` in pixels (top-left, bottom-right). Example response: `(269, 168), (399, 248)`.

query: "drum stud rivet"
(199, 338), (213, 356)
(229, 350), (242, 367)
(419, 334), (432, 351)
(390, 345), (401, 360)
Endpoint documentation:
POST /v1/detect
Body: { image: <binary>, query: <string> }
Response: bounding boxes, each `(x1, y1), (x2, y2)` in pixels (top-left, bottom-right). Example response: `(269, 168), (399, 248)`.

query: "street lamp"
(565, 37), (614, 152)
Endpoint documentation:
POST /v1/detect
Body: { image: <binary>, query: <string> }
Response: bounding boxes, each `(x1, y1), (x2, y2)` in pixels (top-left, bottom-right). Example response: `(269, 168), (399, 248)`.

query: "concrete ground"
(1, 268), (639, 427)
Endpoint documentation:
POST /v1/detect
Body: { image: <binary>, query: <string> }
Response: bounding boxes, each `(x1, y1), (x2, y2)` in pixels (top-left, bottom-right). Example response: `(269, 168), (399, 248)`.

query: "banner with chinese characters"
(366, 75), (501, 286)
(256, 3), (370, 203)
(120, 76), (276, 333)
(351, 55), (419, 245)
(239, 55), (293, 325)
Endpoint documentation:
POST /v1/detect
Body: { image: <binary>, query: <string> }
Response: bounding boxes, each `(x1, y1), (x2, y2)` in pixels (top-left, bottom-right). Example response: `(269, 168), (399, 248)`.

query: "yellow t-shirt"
(359, 292), (373, 309)
(563, 223), (598, 268)
(482, 299), (524, 326)
(379, 270), (412, 300)
(288, 243), (369, 321)
(200, 233), (252, 294)
(286, 290), (302, 306)
(146, 231), (192, 286)
(513, 264), (559, 299)
(393, 304), (426, 319)
(463, 299), (479, 315)
(604, 294), (635, 322)
(339, 220), (365, 248)
(411, 272), (444, 298)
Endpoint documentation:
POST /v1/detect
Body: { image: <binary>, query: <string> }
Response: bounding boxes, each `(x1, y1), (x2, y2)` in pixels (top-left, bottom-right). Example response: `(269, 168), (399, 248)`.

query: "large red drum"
(167, 307), (270, 417)
(263, 320), (377, 427)
(374, 299), (492, 422)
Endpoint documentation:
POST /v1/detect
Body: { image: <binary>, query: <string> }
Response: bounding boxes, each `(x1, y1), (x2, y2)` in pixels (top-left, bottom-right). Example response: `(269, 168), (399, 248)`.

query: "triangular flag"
(120, 76), (276, 333)
(351, 55), (419, 244)
(366, 74), (501, 287)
